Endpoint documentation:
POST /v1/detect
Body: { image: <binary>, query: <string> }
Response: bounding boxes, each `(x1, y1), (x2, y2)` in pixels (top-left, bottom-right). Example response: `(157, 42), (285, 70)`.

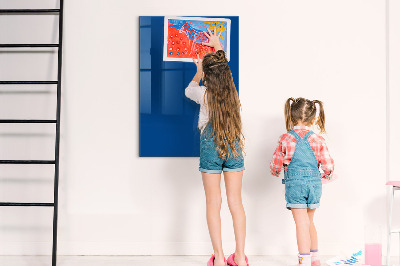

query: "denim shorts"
(199, 126), (244, 174)
(285, 178), (322, 209)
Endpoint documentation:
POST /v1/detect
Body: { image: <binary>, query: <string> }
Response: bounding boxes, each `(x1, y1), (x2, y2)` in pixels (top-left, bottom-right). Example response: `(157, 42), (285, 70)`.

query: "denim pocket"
(312, 182), (322, 202)
(285, 181), (303, 203)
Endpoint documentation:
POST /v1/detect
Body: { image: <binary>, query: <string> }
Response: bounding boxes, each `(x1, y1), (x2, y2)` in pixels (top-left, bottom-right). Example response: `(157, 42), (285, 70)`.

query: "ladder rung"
(0, 9), (60, 14)
(0, 119), (56, 123)
(0, 202), (54, 207)
(0, 44), (59, 48)
(0, 81), (58, 84)
(0, 160), (55, 164)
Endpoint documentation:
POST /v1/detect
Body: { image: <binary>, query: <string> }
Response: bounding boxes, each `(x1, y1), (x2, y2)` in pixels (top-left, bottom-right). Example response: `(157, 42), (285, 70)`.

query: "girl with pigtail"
(270, 98), (335, 266)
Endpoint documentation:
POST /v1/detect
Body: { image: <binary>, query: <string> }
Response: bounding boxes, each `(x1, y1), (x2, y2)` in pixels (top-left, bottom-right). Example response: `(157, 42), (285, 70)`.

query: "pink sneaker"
(227, 253), (249, 266)
(207, 254), (227, 266)
(311, 260), (321, 266)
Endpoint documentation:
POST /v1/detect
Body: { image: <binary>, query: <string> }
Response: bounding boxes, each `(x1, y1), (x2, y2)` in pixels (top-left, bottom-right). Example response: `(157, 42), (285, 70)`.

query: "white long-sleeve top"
(185, 81), (209, 133)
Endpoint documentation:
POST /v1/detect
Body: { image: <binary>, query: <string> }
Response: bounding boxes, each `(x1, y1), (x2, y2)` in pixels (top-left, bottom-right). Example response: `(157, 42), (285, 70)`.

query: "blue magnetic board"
(139, 16), (239, 157)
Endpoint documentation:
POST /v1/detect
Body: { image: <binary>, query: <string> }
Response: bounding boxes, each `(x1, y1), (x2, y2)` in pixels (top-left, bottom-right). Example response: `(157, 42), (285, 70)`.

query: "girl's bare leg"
(202, 172), (225, 266)
(224, 171), (247, 266)
(307, 208), (318, 251)
(291, 208), (311, 254)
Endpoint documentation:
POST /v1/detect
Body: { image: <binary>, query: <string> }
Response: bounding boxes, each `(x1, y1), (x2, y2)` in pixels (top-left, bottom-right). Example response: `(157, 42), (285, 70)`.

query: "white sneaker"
(291, 254), (311, 266)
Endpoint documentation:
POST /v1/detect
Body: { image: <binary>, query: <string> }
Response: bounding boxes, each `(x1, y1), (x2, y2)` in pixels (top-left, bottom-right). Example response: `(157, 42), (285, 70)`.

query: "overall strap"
(284, 129), (320, 181)
(303, 130), (314, 140)
(288, 130), (301, 141)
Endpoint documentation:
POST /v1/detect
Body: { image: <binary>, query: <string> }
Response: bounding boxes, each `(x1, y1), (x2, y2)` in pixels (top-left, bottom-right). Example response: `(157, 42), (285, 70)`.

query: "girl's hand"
(202, 28), (223, 51)
(192, 54), (203, 83)
(193, 54), (202, 74)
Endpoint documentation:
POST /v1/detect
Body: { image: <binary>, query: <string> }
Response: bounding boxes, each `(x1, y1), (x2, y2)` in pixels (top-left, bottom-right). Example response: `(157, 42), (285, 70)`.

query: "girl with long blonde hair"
(185, 28), (248, 266)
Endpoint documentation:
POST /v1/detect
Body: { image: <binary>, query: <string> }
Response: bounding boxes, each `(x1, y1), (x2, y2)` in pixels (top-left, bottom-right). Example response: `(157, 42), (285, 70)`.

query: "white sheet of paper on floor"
(326, 249), (364, 266)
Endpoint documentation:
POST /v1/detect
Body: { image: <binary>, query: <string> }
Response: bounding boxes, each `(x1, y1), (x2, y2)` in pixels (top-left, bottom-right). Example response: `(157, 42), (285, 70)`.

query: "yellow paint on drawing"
(204, 21), (226, 40)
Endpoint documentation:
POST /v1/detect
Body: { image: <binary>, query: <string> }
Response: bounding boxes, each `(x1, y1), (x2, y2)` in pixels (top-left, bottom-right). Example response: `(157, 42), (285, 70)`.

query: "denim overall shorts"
(283, 130), (322, 210)
(199, 124), (245, 174)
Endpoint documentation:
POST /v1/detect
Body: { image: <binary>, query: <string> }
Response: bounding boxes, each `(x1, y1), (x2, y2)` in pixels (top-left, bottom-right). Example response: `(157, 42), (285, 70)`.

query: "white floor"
(0, 256), (333, 266)
(0, 255), (397, 266)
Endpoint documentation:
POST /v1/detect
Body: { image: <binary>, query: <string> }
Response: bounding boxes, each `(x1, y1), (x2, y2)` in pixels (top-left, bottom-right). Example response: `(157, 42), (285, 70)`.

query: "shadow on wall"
(365, 195), (386, 228)
(162, 157), (205, 254)
(243, 115), (293, 254)
(364, 194), (387, 246)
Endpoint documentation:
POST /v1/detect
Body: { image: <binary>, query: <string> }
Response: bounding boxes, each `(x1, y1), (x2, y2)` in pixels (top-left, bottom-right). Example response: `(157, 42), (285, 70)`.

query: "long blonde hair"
(284, 97), (326, 133)
(202, 50), (244, 158)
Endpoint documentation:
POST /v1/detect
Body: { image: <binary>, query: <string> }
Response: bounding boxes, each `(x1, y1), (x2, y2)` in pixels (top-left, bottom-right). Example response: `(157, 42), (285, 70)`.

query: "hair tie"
(208, 62), (228, 68)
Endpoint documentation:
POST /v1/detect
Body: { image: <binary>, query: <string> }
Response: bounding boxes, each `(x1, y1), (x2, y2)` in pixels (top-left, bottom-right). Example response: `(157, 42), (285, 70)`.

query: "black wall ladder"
(0, 1), (64, 265)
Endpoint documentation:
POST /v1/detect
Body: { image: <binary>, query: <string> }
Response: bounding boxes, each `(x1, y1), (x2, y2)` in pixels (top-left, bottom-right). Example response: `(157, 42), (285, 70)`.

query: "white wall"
(0, 0), (389, 257)
(388, 0), (400, 257)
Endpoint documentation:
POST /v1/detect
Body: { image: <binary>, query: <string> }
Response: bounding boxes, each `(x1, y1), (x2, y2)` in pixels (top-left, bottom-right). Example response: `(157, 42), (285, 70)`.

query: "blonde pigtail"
(313, 100), (326, 133)
(285, 98), (295, 131)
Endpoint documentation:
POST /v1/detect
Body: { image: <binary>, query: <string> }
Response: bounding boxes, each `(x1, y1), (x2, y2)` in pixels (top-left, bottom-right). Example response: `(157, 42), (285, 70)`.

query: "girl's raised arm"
(192, 54), (202, 83)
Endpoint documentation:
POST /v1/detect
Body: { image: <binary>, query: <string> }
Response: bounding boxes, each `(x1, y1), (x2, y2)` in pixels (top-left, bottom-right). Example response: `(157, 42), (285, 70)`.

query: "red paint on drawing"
(167, 24), (214, 59)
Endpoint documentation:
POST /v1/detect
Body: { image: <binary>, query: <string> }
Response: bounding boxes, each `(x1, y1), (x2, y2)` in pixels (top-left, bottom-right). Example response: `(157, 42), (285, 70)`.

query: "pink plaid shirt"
(270, 126), (334, 179)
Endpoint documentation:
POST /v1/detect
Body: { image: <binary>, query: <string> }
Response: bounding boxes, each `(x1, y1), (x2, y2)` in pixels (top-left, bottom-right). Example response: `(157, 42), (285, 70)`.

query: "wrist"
(214, 44), (223, 51)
